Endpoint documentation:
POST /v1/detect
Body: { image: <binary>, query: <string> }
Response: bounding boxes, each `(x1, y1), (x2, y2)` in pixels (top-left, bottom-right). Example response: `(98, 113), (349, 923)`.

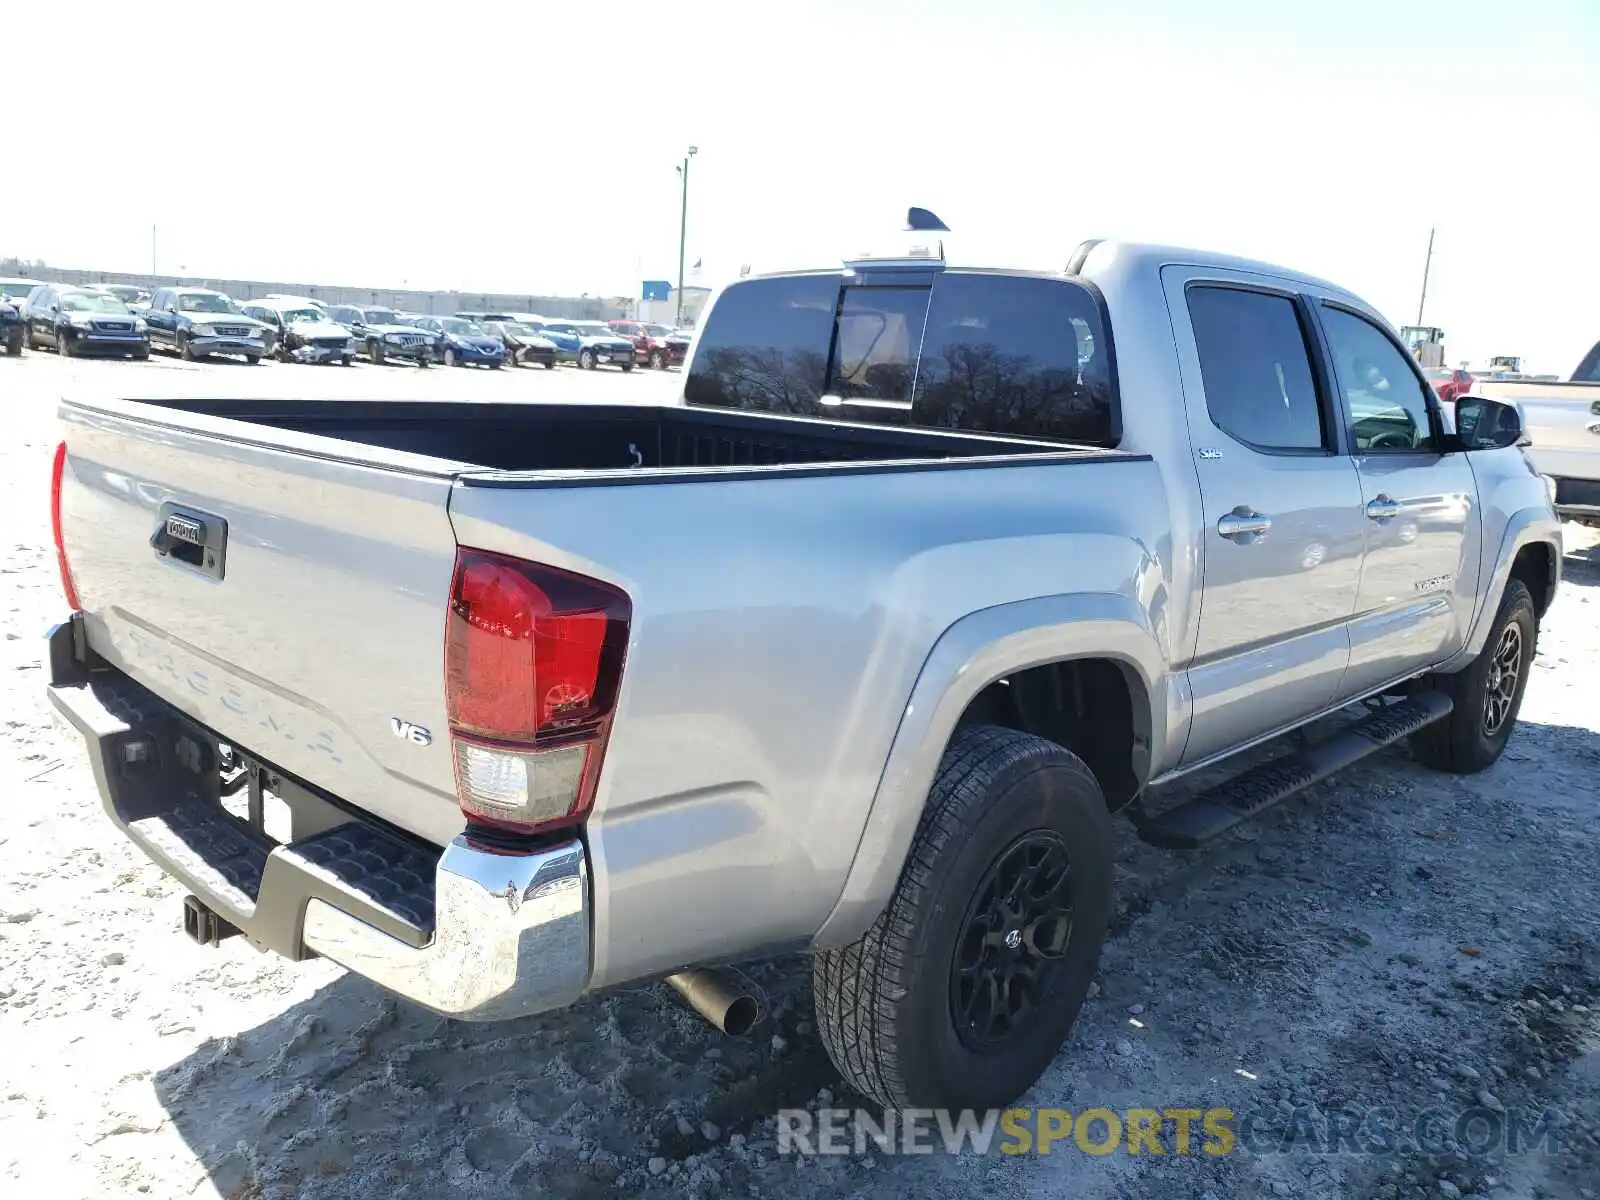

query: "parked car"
(85, 283), (151, 308)
(45, 238), (1560, 1111)
(408, 316), (505, 368)
(611, 320), (691, 370)
(1466, 338), (1600, 526)
(0, 277), (42, 304)
(0, 295), (23, 356)
(480, 316), (559, 368)
(145, 288), (271, 363)
(327, 305), (434, 367)
(537, 319), (636, 370)
(263, 294), (329, 313)
(0, 277), (42, 353)
(21, 284), (149, 358)
(238, 299), (357, 365)
(1425, 366), (1475, 404)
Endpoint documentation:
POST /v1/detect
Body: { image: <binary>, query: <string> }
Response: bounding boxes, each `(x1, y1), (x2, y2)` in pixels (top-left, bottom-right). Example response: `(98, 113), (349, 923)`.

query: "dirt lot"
(2, 352), (1597, 1199)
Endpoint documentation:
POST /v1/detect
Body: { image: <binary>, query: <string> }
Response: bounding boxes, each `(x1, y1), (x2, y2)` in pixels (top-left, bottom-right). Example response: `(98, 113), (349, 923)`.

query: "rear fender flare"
(809, 592), (1166, 950)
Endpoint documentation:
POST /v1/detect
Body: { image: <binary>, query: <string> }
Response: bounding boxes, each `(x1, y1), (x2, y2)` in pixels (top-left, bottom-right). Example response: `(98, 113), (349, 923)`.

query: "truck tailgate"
(1517, 394), (1600, 482)
(57, 402), (465, 846)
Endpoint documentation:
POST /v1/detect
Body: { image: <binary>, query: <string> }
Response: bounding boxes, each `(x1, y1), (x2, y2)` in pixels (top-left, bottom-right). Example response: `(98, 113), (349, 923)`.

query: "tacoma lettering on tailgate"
(122, 627), (345, 764)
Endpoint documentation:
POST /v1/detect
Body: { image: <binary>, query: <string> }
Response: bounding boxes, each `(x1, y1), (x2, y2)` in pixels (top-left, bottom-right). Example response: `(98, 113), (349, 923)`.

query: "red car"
(608, 320), (690, 369)
(1425, 367), (1475, 404)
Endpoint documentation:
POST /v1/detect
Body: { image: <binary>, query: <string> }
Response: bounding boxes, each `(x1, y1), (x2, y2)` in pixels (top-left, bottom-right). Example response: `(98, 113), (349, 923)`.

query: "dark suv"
(23, 284), (150, 358)
(328, 305), (434, 366)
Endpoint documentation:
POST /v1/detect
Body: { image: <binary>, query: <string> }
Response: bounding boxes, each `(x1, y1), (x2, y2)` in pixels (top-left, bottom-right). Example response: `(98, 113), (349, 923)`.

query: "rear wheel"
(134, 346), (150, 361)
(1410, 579), (1536, 773)
(3, 328), (21, 356)
(543, 358), (557, 369)
(620, 361), (634, 373)
(340, 355), (352, 367)
(245, 354), (259, 365)
(813, 725), (1113, 1110)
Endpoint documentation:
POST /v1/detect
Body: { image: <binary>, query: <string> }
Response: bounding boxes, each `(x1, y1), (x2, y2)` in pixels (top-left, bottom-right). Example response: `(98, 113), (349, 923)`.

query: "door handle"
(1216, 507), (1272, 541)
(1365, 495), (1402, 522)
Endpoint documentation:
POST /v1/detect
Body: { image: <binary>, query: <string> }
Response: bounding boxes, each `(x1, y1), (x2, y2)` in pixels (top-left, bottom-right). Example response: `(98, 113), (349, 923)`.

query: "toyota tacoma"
(46, 234), (1560, 1110)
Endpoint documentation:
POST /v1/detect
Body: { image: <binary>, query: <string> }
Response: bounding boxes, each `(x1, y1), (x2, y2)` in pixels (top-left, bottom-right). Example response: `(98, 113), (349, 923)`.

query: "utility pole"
(151, 223), (158, 279)
(1415, 226), (1435, 325)
(676, 146), (698, 327)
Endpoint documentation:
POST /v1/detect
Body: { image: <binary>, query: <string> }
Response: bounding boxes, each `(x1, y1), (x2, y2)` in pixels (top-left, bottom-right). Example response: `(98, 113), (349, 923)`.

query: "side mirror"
(1454, 396), (1525, 451)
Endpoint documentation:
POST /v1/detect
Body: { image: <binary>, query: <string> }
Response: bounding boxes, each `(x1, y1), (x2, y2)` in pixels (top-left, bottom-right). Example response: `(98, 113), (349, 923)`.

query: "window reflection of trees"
(689, 347), (828, 414)
(916, 340), (1112, 443)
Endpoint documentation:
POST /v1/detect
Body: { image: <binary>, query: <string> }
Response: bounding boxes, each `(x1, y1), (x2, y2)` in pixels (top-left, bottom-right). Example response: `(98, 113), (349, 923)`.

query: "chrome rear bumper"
(46, 618), (591, 1020)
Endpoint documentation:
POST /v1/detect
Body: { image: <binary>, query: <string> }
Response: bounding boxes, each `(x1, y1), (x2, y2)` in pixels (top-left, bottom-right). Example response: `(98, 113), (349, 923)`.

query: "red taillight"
(50, 441), (81, 611)
(444, 548), (630, 834)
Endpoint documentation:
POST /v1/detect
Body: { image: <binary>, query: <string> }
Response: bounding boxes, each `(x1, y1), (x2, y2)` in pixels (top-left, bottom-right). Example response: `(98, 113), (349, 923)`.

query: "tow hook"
(182, 895), (240, 947)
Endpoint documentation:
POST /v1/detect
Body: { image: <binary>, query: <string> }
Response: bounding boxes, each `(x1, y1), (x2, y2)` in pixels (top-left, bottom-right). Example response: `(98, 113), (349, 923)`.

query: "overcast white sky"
(7, 0), (1596, 371)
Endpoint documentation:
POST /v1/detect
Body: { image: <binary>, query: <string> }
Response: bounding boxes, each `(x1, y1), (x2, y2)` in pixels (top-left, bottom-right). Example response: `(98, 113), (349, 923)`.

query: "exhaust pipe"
(665, 968), (760, 1036)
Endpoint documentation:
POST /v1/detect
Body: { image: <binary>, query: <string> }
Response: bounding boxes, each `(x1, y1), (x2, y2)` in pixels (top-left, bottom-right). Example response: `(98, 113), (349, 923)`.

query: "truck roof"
(748, 240), (1359, 304)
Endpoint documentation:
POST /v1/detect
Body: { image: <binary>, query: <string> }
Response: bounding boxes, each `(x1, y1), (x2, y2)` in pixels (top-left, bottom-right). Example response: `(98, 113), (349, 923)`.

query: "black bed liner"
(138, 398), (1081, 473)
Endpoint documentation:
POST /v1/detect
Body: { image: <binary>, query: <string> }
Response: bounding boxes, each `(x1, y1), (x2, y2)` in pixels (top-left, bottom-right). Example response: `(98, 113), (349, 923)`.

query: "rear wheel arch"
(954, 655), (1151, 810)
(811, 598), (1166, 951)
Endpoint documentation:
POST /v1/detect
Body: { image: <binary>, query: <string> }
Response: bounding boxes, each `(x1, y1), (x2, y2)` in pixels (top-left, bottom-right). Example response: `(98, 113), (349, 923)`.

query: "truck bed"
(129, 398), (1071, 474)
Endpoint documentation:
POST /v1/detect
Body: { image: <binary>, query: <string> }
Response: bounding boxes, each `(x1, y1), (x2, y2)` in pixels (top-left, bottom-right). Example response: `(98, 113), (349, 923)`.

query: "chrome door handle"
(1216, 508), (1272, 541)
(1365, 495), (1401, 522)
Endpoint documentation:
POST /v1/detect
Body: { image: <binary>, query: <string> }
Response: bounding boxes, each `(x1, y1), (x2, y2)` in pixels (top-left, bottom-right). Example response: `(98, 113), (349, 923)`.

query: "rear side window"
(686, 271), (1118, 444)
(1186, 286), (1326, 451)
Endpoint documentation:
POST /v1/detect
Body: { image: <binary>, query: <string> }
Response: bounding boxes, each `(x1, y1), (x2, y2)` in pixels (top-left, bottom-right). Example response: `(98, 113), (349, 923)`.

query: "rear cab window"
(684, 269), (1118, 445)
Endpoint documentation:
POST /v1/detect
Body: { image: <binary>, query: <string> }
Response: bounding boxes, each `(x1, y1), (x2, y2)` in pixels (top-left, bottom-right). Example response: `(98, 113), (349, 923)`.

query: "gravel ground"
(2, 353), (1597, 1199)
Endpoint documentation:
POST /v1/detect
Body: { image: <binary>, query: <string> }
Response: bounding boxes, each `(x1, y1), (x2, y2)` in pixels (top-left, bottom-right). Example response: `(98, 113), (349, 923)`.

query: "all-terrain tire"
(1410, 578), (1537, 774)
(813, 724), (1113, 1110)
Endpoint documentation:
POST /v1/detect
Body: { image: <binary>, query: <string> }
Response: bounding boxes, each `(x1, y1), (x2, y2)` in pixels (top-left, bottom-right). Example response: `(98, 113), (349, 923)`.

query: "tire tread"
(813, 725), (1102, 1107)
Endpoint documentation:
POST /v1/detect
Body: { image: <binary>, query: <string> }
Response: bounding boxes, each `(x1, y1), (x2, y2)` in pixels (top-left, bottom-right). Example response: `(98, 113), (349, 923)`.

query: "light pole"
(676, 146), (698, 326)
(1415, 225), (1435, 325)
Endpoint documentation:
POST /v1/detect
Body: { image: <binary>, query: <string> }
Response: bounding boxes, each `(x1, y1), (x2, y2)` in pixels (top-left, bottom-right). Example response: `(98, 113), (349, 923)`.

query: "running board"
(1137, 694), (1453, 849)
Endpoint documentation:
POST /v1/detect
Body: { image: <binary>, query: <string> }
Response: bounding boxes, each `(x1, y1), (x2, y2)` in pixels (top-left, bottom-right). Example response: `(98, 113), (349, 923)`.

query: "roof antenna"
(906, 207), (950, 232)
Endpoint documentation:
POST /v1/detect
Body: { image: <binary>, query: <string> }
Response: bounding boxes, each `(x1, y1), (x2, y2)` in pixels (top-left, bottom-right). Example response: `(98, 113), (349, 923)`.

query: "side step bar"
(1138, 694), (1453, 849)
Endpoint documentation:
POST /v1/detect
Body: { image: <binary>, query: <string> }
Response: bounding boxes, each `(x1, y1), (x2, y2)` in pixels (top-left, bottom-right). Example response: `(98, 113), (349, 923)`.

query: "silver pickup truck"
(1467, 337), (1600, 526)
(47, 239), (1560, 1111)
